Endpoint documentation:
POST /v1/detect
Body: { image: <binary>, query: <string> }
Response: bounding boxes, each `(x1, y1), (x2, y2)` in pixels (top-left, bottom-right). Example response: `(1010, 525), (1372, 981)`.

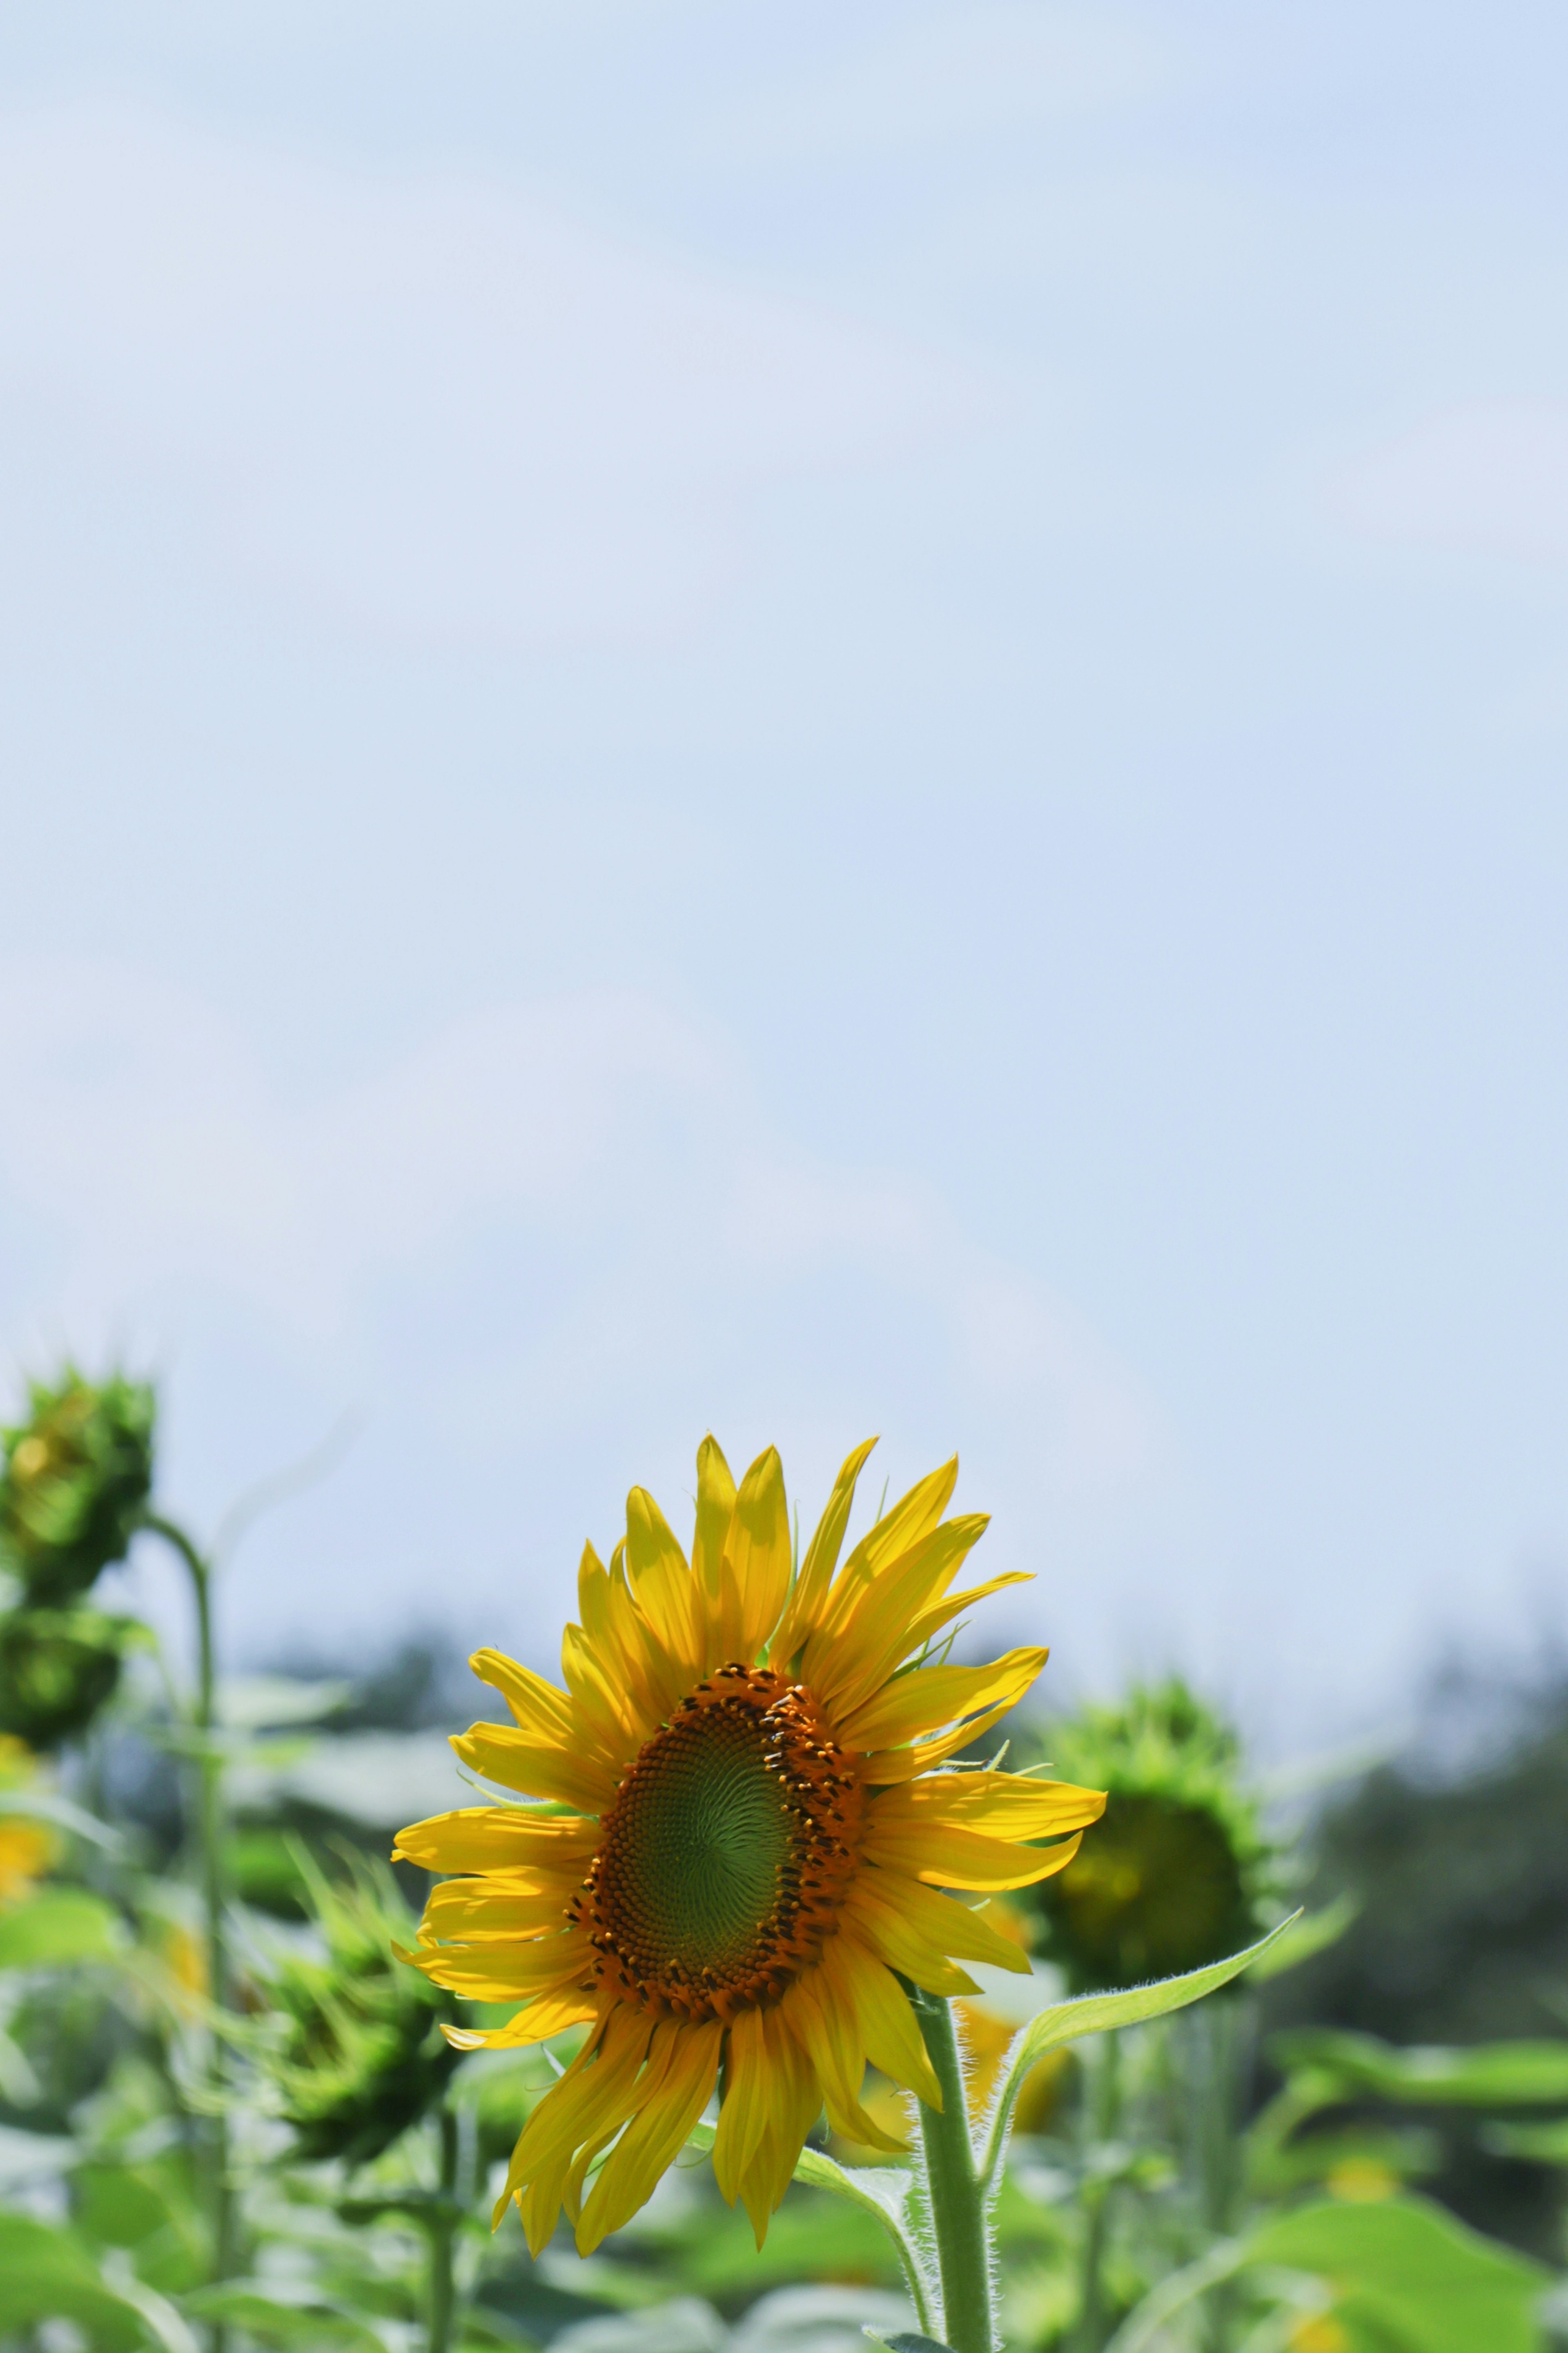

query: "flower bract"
(396, 1436), (1105, 2252)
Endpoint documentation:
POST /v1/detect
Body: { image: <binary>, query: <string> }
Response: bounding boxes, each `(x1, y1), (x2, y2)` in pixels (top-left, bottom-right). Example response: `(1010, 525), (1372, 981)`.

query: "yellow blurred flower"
(1325, 2155), (1399, 2203)
(1288, 2316), (1349, 2353)
(0, 1734), (56, 1903)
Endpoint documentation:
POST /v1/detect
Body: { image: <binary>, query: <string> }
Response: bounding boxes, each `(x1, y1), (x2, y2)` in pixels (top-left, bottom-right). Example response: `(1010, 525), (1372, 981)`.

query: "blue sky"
(2, 3), (1566, 1749)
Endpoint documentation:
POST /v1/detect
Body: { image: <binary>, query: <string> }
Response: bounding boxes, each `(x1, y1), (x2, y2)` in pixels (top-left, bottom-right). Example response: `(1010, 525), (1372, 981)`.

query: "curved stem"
(914, 1998), (994, 2353)
(142, 1513), (232, 2353)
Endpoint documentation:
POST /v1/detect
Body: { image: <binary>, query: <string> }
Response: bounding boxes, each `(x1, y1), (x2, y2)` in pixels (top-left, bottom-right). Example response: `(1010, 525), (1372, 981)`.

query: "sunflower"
(396, 1437), (1105, 2255)
(1025, 1678), (1274, 1992)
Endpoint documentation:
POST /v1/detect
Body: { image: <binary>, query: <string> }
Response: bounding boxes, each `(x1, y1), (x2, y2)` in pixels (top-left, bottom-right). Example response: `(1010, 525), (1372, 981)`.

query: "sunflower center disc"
(575, 1665), (866, 2022)
(601, 1702), (790, 1972)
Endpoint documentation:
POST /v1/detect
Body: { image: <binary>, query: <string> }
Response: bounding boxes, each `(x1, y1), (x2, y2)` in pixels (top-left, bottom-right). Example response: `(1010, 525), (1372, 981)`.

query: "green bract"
(0, 1370), (155, 1605)
(1026, 1678), (1276, 1991)
(258, 1849), (459, 2168)
(0, 1607), (137, 1750)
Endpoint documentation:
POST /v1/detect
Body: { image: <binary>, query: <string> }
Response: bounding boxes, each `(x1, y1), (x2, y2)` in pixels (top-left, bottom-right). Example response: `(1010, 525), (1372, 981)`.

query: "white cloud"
(1334, 399), (1568, 562)
(0, 101), (982, 646)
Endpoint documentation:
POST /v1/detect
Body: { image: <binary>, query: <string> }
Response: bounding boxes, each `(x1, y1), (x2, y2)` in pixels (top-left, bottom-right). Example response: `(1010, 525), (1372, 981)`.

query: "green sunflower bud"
(258, 1849), (459, 2167)
(0, 1369), (155, 1605)
(0, 1607), (137, 1750)
(1026, 1678), (1276, 1992)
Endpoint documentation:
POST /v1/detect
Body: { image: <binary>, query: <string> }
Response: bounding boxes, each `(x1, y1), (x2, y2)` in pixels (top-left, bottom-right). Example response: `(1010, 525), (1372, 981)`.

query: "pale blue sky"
(2, 3), (1567, 1748)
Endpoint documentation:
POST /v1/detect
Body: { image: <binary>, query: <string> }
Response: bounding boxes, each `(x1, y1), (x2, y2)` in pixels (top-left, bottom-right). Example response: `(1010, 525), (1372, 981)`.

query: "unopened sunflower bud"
(0, 1370), (155, 1605)
(1026, 1678), (1277, 1992)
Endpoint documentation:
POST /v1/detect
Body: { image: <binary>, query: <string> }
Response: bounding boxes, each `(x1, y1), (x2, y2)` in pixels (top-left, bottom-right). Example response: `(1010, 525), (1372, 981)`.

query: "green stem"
(1073, 2030), (1123, 2353)
(143, 1513), (232, 2353)
(914, 1997), (994, 2353)
(428, 2104), (461, 2353)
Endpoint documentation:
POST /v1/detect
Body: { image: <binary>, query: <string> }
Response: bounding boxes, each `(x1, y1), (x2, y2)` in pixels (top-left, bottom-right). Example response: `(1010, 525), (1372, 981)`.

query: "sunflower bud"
(0, 1607), (136, 1750)
(1026, 1679), (1275, 1991)
(0, 1370), (155, 1605)
(258, 1850), (459, 2167)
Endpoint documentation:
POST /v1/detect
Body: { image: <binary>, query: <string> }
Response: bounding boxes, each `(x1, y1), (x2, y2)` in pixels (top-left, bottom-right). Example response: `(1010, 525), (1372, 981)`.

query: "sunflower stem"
(143, 1512), (233, 2353)
(1072, 2028), (1123, 2353)
(914, 1997), (995, 2353)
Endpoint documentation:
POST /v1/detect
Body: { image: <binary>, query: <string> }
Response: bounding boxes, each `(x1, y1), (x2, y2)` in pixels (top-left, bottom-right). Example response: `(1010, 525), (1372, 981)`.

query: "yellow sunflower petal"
(577, 2018), (723, 2253)
(728, 1446), (792, 1663)
(837, 1647), (1048, 1754)
(844, 1873), (1033, 1984)
(502, 2006), (650, 2247)
(712, 2006), (771, 2205)
(560, 1622), (645, 1752)
(626, 1486), (702, 1673)
(739, 2009), (824, 2244)
(449, 1723), (620, 1815)
(899, 1569), (1032, 1662)
(826, 1930), (942, 2112)
(443, 1987), (601, 2051)
(838, 1878), (982, 1997)
(877, 1771), (1106, 1841)
(469, 1648), (617, 1761)
(824, 1456), (960, 1622)
(864, 1816), (1088, 1892)
(771, 1436), (879, 1667)
(420, 1877), (573, 1941)
(807, 1514), (991, 1715)
(392, 1808), (597, 1874)
(411, 1928), (592, 2002)
(864, 1688), (1025, 1782)
(692, 1434), (738, 1601)
(781, 1959), (905, 2152)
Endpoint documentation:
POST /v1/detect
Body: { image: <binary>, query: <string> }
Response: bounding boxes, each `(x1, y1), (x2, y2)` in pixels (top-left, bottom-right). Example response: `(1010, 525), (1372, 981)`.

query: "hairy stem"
(915, 1997), (994, 2353)
(1073, 2029), (1123, 2353)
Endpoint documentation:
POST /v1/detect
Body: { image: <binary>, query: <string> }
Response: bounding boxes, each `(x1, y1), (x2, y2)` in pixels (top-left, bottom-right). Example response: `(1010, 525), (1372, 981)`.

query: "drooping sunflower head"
(0, 1607), (138, 1751)
(396, 1436), (1106, 2253)
(0, 1369), (155, 1607)
(1024, 1678), (1274, 1992)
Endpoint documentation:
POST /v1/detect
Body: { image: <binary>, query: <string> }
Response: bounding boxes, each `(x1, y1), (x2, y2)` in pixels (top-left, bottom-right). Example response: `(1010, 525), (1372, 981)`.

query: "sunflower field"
(2, 1369), (1566, 2353)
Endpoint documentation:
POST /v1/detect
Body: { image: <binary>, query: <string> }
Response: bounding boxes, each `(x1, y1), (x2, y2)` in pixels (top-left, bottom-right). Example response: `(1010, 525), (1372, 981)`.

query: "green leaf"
(1247, 1892), (1361, 1981)
(0, 1883), (122, 1969)
(1246, 2193), (1548, 2353)
(866, 2337), (956, 2353)
(1271, 2028), (1568, 2107)
(984, 1914), (1300, 2183)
